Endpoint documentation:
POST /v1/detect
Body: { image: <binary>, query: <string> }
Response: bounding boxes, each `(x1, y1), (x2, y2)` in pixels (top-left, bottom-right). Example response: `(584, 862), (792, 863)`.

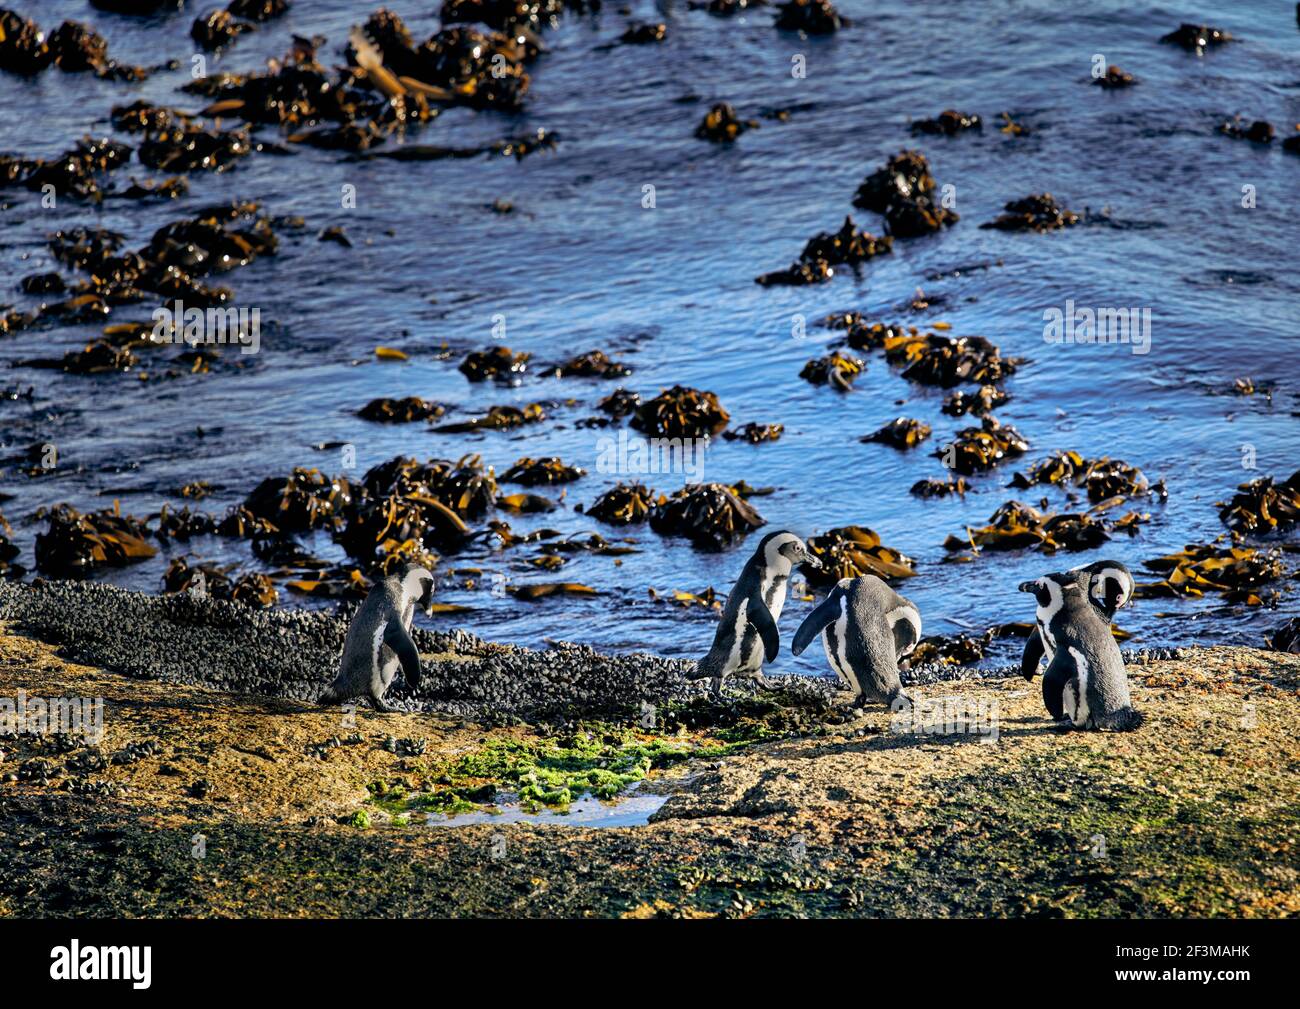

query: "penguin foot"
(369, 696), (396, 713)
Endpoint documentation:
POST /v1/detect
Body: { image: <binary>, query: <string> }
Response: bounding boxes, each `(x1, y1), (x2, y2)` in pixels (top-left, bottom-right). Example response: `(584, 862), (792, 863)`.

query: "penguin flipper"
(1041, 651), (1072, 720)
(792, 589), (844, 657)
(1020, 628), (1045, 680)
(887, 603), (921, 662)
(747, 596), (780, 664)
(383, 620), (422, 690)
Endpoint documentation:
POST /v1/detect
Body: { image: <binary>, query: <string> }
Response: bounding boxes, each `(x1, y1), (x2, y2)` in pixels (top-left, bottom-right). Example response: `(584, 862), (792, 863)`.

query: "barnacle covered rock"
(632, 386), (729, 439)
(802, 525), (916, 586)
(649, 483), (765, 551)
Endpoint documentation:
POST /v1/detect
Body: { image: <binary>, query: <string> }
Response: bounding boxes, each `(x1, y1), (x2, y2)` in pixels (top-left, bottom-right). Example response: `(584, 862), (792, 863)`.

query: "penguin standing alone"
(689, 531), (822, 694)
(1018, 568), (1143, 730)
(790, 574), (921, 709)
(320, 564), (435, 712)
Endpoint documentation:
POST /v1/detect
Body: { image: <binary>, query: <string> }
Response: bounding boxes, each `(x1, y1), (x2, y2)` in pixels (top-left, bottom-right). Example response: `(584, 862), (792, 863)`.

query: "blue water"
(1, 1), (1297, 674)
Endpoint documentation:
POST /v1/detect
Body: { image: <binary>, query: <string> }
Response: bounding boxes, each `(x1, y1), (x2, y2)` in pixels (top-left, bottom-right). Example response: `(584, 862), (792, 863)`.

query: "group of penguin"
(319, 530), (1143, 732)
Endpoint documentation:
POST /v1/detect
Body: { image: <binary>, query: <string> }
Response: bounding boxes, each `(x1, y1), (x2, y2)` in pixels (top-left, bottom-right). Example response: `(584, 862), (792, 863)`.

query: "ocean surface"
(1, 0), (1297, 674)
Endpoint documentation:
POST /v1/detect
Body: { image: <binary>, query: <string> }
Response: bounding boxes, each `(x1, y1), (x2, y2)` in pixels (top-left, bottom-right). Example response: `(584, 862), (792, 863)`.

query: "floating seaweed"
(0, 11), (146, 79)
(162, 557), (279, 608)
(696, 103), (758, 142)
(907, 630), (992, 667)
(943, 384), (1009, 416)
(852, 150), (958, 238)
(937, 417), (1031, 474)
(502, 457), (585, 486)
(582, 483), (656, 525)
(723, 422), (784, 443)
(597, 387), (641, 419)
(433, 403), (545, 433)
(800, 351), (864, 391)
(942, 500), (1126, 557)
(151, 504), (217, 541)
(774, 0), (844, 33)
(911, 110), (981, 135)
(549, 350), (631, 379)
(802, 525), (916, 586)
(861, 417), (931, 449)
(1009, 451), (1156, 504)
(1136, 543), (1286, 605)
(981, 193), (1079, 232)
(243, 467), (353, 534)
(34, 503), (157, 575)
(1220, 118), (1274, 144)
(620, 23), (666, 44)
(648, 586), (720, 610)
(1160, 23), (1233, 53)
(910, 477), (970, 498)
(754, 258), (834, 287)
(758, 216), (893, 287)
(191, 10), (257, 51)
(879, 331), (1022, 388)
(508, 582), (599, 600)
(498, 492), (557, 513)
(459, 346), (530, 382)
(357, 397), (446, 423)
(1093, 65), (1136, 88)
(1217, 469), (1299, 534)
(649, 483), (765, 551)
(631, 385), (729, 439)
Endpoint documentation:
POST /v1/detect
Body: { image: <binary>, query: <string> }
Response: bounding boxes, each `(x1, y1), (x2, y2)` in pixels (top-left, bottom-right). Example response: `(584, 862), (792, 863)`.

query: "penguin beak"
(802, 551), (823, 569)
(1017, 581), (1037, 593)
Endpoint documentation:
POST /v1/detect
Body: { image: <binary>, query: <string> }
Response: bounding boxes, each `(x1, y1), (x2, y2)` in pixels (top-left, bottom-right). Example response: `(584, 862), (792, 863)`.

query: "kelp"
(1009, 451), (1157, 503)
(981, 193), (1079, 232)
(802, 526), (916, 586)
(648, 586), (720, 610)
(459, 346), (529, 382)
(151, 504), (217, 541)
(774, 0), (844, 33)
(0, 512), (24, 579)
(942, 500), (1135, 557)
(696, 103), (758, 142)
(853, 150), (958, 238)
(937, 417), (1031, 474)
(501, 457), (585, 485)
(1217, 469), (1300, 534)
(648, 483), (766, 551)
(508, 582), (599, 600)
(1266, 617), (1300, 654)
(800, 351), (864, 391)
(34, 503), (157, 575)
(879, 330), (1022, 388)
(357, 397), (445, 423)
(191, 10), (257, 51)
(758, 216), (891, 286)
(907, 630), (992, 667)
(911, 110), (981, 135)
(1093, 65), (1136, 88)
(582, 483), (656, 525)
(549, 350), (631, 379)
(910, 477), (970, 498)
(162, 557), (279, 608)
(862, 417), (931, 449)
(1137, 543), (1287, 605)
(943, 384), (1008, 417)
(1160, 23), (1233, 53)
(631, 386), (729, 439)
(723, 422), (784, 443)
(433, 403), (545, 433)
(243, 467), (353, 533)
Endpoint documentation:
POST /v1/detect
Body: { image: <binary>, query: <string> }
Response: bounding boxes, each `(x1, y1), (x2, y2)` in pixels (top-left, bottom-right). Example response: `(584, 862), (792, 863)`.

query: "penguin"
(1017, 569), (1143, 730)
(1020, 559), (1134, 680)
(689, 531), (822, 693)
(790, 574), (921, 709)
(320, 564), (435, 712)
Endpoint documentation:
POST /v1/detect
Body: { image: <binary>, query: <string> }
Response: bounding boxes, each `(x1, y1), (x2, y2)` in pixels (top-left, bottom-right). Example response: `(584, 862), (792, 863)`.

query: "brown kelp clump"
(1137, 543), (1287, 605)
(0, 136), (133, 203)
(800, 351), (864, 391)
(162, 558), (279, 608)
(357, 397), (446, 423)
(433, 403), (545, 433)
(774, 0), (844, 33)
(937, 417), (1031, 474)
(1160, 23), (1233, 53)
(582, 483), (655, 525)
(911, 110), (981, 135)
(191, 10), (257, 51)
(757, 216), (892, 286)
(723, 422), (783, 443)
(1220, 118), (1274, 144)
(943, 384), (1009, 417)
(853, 150), (958, 238)
(549, 350), (631, 379)
(910, 477), (969, 498)
(502, 457), (585, 485)
(459, 346), (530, 382)
(942, 500), (1133, 557)
(648, 484), (765, 551)
(1093, 65), (1136, 88)
(1218, 469), (1300, 533)
(34, 504), (157, 576)
(802, 526), (915, 586)
(631, 386), (729, 439)
(879, 331), (1023, 388)
(620, 23), (666, 44)
(0, 11), (146, 79)
(908, 630), (992, 666)
(696, 103), (758, 142)
(244, 468), (354, 534)
(1009, 451), (1158, 503)
(981, 194), (1079, 232)
(862, 417), (931, 449)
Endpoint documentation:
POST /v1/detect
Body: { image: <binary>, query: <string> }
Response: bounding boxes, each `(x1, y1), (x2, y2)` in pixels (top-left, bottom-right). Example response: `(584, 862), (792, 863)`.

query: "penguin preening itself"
(320, 565), (435, 712)
(1018, 568), (1143, 731)
(790, 574), (921, 709)
(1020, 560), (1134, 680)
(689, 531), (822, 693)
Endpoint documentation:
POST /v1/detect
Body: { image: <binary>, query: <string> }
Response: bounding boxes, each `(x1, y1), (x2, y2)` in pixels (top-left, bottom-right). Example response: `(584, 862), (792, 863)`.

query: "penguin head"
(760, 530), (822, 571)
(1072, 560), (1134, 619)
(1018, 571), (1077, 607)
(398, 564), (436, 615)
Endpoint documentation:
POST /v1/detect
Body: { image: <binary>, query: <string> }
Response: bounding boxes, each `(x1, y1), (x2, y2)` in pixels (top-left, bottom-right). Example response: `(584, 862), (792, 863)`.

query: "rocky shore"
(0, 581), (1296, 918)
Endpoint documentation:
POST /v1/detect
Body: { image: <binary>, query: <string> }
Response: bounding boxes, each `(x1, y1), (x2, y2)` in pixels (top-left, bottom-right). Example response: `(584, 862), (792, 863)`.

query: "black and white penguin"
(1017, 569), (1143, 731)
(1020, 559), (1134, 680)
(320, 564), (435, 712)
(790, 574), (921, 708)
(690, 531), (822, 693)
